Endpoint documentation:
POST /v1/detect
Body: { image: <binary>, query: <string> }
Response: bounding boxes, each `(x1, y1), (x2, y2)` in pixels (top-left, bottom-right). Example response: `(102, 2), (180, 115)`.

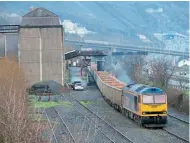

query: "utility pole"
(4, 35), (6, 58)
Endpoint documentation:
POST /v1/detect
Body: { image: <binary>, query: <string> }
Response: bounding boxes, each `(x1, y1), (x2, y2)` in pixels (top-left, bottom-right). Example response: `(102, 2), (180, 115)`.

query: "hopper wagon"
(90, 66), (168, 128)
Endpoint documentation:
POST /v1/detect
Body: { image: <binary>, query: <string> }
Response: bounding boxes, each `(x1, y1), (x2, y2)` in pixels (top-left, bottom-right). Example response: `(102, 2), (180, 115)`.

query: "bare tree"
(0, 58), (50, 143)
(147, 56), (176, 88)
(175, 78), (188, 90)
(122, 55), (145, 83)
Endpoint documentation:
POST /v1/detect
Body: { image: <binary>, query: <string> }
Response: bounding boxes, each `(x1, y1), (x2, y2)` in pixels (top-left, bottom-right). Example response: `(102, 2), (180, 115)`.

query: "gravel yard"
(44, 67), (189, 143)
(70, 85), (188, 143)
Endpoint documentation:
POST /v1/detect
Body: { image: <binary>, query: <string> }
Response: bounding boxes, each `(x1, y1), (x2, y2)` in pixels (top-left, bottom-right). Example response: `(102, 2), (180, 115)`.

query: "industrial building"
(18, 8), (65, 86)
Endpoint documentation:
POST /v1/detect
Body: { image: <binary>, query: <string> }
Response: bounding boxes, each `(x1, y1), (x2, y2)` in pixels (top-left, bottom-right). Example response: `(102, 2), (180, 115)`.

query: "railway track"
(163, 113), (189, 142)
(45, 108), (76, 143)
(62, 93), (135, 143)
(45, 109), (59, 143)
(168, 113), (189, 124)
(162, 128), (189, 142)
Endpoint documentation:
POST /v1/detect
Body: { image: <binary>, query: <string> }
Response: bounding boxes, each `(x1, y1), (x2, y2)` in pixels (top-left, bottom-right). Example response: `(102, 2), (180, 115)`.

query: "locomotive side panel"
(123, 91), (139, 114)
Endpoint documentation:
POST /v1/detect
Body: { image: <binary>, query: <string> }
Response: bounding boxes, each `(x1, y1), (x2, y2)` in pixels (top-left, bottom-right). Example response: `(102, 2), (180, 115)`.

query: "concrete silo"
(18, 8), (64, 86)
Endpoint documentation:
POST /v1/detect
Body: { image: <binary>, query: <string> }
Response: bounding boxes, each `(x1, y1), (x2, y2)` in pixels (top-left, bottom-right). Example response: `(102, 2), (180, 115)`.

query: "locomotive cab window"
(142, 95), (154, 104)
(142, 88), (166, 104)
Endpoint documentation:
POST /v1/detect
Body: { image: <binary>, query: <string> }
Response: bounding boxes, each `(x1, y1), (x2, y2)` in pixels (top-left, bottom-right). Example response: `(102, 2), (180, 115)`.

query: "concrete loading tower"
(18, 8), (65, 86)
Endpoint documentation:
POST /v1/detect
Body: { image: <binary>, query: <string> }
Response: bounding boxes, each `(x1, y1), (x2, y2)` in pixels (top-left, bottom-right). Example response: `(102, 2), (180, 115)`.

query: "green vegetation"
(65, 69), (71, 83)
(183, 90), (190, 99)
(32, 100), (72, 109)
(34, 102), (61, 108)
(28, 95), (72, 109)
(0, 58), (49, 143)
(80, 100), (95, 107)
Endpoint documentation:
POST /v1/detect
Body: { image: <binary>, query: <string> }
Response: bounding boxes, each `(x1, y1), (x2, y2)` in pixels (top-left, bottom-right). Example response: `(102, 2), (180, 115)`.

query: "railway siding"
(88, 67), (189, 143)
(63, 93), (134, 143)
(45, 107), (75, 143)
(168, 108), (189, 123)
(70, 86), (187, 143)
(164, 115), (189, 142)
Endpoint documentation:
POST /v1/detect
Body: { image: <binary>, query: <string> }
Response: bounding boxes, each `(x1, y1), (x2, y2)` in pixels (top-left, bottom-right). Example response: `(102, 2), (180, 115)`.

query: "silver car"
(74, 83), (84, 91)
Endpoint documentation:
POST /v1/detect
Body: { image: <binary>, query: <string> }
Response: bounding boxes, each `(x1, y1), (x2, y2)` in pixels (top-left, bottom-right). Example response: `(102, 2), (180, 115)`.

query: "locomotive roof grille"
(141, 87), (165, 95)
(123, 84), (165, 95)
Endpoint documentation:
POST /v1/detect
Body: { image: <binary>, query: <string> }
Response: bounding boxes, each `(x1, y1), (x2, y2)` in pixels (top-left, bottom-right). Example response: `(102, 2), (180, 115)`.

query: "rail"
(164, 113), (189, 142)
(45, 109), (59, 143)
(62, 93), (134, 143)
(168, 113), (189, 124)
(45, 108), (76, 143)
(53, 107), (76, 143)
(162, 128), (189, 142)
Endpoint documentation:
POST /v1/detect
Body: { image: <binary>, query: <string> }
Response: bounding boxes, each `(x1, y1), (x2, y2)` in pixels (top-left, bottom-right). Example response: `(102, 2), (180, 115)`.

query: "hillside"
(0, 1), (189, 47)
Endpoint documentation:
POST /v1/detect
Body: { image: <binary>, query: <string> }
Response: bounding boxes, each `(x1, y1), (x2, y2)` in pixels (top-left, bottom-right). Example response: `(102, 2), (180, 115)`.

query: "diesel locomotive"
(92, 69), (168, 128)
(121, 83), (167, 127)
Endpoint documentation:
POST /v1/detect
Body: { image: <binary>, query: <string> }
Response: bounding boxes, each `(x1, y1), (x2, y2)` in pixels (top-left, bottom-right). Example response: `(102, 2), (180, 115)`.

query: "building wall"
(0, 33), (18, 58)
(0, 34), (5, 57)
(19, 27), (64, 86)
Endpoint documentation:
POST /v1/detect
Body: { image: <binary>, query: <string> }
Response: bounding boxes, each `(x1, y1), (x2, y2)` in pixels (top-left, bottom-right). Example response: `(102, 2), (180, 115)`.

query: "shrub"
(0, 58), (49, 143)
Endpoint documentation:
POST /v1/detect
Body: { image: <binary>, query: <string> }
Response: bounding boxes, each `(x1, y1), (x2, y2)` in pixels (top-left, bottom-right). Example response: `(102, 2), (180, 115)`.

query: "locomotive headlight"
(142, 112), (146, 115)
(163, 111), (167, 114)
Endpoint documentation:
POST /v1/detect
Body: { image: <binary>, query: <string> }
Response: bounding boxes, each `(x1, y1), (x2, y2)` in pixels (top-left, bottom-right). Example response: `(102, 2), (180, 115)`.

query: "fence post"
(38, 93), (41, 101)
(48, 93), (51, 102)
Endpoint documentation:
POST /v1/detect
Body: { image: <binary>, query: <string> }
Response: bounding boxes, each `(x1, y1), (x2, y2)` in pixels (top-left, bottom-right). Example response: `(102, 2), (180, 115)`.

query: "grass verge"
(28, 95), (72, 109)
(80, 100), (95, 107)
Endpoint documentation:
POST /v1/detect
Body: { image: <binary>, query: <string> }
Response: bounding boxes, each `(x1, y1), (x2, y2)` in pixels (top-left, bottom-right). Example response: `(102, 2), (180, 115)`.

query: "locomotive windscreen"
(154, 95), (166, 103)
(142, 88), (166, 104)
(142, 95), (154, 103)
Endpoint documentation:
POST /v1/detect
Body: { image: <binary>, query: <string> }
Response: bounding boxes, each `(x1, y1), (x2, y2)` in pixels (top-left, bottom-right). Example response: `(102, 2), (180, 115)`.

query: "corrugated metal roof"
(23, 8), (58, 17)
(21, 17), (61, 26)
(21, 8), (61, 26)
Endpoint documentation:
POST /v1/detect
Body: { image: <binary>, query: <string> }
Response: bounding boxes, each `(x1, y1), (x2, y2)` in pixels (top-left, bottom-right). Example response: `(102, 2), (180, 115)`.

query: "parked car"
(73, 83), (84, 91)
(71, 81), (82, 89)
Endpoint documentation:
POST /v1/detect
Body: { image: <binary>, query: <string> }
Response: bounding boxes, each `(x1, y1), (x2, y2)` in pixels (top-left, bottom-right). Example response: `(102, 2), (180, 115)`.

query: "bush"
(0, 58), (48, 143)
(166, 87), (189, 114)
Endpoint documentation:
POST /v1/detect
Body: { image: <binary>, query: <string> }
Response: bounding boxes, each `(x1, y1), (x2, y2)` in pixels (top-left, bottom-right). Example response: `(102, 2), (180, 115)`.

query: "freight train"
(89, 67), (168, 128)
